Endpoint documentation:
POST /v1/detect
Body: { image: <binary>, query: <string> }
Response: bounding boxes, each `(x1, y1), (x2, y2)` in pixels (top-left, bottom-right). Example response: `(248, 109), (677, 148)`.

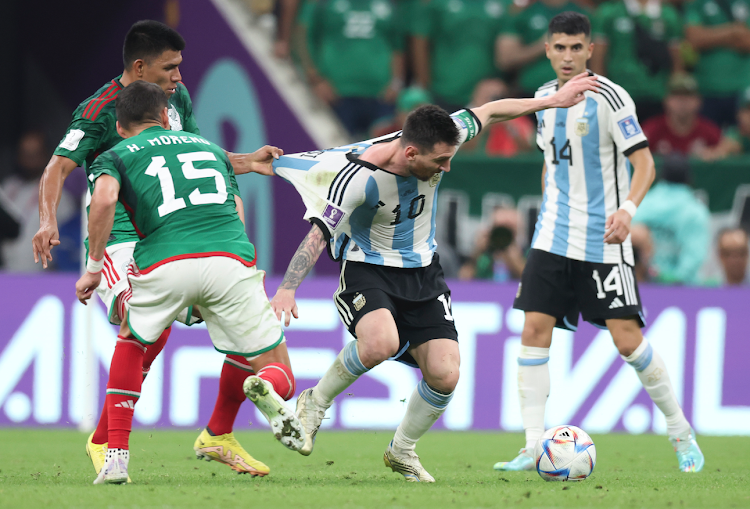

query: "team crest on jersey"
(322, 204), (345, 229)
(617, 116), (642, 139)
(168, 105), (182, 131)
(429, 172), (442, 187)
(352, 293), (366, 311)
(575, 118), (589, 137)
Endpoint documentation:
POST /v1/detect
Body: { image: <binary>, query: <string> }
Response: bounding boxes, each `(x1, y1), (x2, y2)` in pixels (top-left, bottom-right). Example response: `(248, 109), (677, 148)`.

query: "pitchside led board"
(0, 273), (748, 435)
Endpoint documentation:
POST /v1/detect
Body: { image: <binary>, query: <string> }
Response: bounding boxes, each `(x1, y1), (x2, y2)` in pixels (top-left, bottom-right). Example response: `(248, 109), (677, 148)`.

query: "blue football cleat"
(670, 430), (705, 473)
(493, 448), (535, 471)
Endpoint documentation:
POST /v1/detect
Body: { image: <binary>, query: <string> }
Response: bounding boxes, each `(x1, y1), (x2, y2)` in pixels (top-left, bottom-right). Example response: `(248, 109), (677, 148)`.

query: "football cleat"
(93, 448), (129, 485)
(295, 388), (326, 456)
(670, 430), (705, 473)
(384, 441), (435, 483)
(493, 448), (535, 471)
(193, 429), (270, 476)
(243, 375), (304, 452)
(87, 433), (132, 483)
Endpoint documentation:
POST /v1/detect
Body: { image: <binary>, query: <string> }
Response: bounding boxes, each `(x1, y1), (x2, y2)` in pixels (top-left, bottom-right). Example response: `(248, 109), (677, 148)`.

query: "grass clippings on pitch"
(0, 429), (748, 508)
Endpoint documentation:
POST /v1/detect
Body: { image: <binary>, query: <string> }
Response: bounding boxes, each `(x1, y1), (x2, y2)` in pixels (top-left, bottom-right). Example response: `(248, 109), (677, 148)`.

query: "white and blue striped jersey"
(532, 74), (649, 265)
(273, 109), (482, 268)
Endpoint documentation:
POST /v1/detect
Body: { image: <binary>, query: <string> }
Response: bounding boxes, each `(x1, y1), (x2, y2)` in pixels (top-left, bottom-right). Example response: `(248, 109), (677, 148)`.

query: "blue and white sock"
(622, 339), (690, 437)
(313, 340), (369, 408)
(518, 346), (550, 452)
(393, 379), (454, 454)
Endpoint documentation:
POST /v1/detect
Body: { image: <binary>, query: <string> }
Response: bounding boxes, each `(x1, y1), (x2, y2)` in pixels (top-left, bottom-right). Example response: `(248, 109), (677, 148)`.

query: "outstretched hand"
(551, 72), (599, 109)
(32, 222), (61, 269)
(249, 145), (284, 176)
(271, 288), (299, 327)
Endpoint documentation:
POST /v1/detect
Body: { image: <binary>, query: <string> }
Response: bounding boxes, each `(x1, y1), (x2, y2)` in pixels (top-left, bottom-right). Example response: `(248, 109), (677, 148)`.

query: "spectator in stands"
(297, 0), (405, 137)
(590, 0), (684, 123)
(370, 87), (431, 138)
(717, 227), (750, 286)
(630, 223), (657, 283)
(461, 79), (535, 157)
(685, 0), (750, 128)
(702, 85), (750, 159)
(497, 0), (588, 97)
(0, 132), (75, 272)
(459, 207), (526, 282)
(412, 0), (507, 113)
(642, 74), (722, 157)
(632, 155), (710, 285)
(273, 0), (300, 59)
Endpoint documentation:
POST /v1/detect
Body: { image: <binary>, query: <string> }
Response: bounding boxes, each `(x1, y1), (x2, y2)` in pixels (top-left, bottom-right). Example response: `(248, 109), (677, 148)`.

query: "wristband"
(619, 200), (637, 218)
(86, 255), (104, 274)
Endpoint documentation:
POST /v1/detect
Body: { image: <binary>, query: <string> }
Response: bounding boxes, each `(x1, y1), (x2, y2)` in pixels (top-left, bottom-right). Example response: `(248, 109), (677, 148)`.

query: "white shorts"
(127, 256), (284, 357)
(95, 242), (136, 325)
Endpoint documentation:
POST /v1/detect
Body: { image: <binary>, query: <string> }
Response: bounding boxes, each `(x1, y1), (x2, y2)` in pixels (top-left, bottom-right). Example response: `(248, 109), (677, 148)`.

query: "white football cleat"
(243, 375), (304, 452)
(295, 388), (327, 456)
(93, 448), (129, 485)
(384, 441), (435, 483)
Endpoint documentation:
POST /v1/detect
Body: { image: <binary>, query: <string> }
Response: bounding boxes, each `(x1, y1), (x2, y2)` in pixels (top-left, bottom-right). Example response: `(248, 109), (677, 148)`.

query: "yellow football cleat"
(86, 433), (132, 483)
(193, 429), (270, 476)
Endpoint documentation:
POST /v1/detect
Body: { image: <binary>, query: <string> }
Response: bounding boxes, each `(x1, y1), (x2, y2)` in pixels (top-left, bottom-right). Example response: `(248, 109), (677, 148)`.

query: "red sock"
(257, 362), (296, 401)
(91, 403), (109, 444)
(106, 337), (146, 450)
(206, 356), (254, 436)
(142, 326), (170, 377)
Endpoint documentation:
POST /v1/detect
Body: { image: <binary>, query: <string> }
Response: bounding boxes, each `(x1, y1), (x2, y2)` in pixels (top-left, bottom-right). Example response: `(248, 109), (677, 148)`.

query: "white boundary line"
(210, 0), (349, 149)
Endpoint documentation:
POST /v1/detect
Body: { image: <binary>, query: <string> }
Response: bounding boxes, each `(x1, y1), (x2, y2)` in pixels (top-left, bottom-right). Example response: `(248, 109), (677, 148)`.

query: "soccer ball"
(533, 425), (596, 482)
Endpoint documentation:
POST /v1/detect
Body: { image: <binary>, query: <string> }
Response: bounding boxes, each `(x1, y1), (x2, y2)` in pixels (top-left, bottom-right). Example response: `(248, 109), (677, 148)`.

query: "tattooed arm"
(270, 223), (329, 326)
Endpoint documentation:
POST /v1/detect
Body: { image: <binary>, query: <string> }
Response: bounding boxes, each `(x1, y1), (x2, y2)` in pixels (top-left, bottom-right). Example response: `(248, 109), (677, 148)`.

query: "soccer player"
(33, 21), (281, 477)
(76, 81), (302, 484)
(492, 12), (704, 473)
(269, 73), (599, 482)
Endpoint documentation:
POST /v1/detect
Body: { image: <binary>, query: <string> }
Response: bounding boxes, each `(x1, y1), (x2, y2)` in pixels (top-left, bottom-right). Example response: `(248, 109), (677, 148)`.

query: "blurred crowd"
(256, 0), (750, 160)
(2, 0), (749, 285)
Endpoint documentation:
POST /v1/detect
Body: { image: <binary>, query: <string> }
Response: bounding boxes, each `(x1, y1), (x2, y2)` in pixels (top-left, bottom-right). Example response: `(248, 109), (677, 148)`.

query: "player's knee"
(357, 337), (399, 367)
(521, 320), (553, 347)
(424, 359), (460, 394)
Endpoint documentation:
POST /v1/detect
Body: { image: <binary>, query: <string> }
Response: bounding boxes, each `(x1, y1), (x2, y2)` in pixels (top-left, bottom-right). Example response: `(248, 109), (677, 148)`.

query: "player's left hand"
(75, 271), (102, 304)
(552, 72), (599, 109)
(604, 209), (632, 244)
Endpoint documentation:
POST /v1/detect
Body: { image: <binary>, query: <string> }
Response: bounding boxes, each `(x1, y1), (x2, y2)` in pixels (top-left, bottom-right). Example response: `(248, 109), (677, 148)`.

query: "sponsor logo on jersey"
(59, 129), (85, 151)
(352, 293), (366, 311)
(322, 204), (345, 229)
(575, 118), (589, 137)
(168, 105), (182, 131)
(617, 116), (641, 139)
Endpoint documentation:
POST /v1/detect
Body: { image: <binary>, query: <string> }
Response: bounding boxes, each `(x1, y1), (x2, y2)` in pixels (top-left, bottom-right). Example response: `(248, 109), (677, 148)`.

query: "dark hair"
(548, 12), (591, 38)
(661, 154), (691, 185)
(401, 105), (460, 151)
(123, 20), (185, 68)
(116, 81), (168, 130)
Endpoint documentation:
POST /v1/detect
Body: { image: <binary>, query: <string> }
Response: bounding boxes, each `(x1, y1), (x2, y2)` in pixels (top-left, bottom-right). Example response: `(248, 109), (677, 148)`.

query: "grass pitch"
(0, 429), (748, 508)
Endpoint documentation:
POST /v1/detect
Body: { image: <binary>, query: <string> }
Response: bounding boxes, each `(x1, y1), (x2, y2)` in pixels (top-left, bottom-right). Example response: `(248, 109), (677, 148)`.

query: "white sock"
(622, 339), (691, 437)
(518, 346), (550, 452)
(392, 379), (454, 454)
(313, 340), (369, 408)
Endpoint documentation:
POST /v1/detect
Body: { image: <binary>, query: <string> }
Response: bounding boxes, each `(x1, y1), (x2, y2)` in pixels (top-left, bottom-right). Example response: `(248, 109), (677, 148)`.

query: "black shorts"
(334, 253), (458, 368)
(513, 249), (645, 331)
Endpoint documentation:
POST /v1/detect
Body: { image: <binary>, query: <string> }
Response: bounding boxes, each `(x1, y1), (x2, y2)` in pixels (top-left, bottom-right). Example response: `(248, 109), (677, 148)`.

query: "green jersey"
(501, 1), (588, 93)
(412, 0), (508, 106)
(53, 76), (200, 248)
(89, 126), (254, 273)
(724, 125), (750, 152)
(303, 0), (404, 97)
(593, 1), (682, 101)
(685, 0), (750, 96)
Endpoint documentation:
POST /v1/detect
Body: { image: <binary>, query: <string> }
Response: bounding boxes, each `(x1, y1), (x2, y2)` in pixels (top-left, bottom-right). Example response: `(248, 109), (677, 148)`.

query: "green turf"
(0, 430), (748, 508)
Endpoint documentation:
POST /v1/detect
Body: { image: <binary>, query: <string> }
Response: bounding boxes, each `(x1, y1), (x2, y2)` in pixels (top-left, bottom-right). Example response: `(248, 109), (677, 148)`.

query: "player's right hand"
(32, 222), (61, 269)
(552, 72), (599, 109)
(271, 288), (299, 327)
(76, 271), (102, 304)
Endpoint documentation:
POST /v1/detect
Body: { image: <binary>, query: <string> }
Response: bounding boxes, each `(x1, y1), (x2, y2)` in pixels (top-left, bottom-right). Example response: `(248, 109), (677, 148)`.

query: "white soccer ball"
(533, 425), (596, 482)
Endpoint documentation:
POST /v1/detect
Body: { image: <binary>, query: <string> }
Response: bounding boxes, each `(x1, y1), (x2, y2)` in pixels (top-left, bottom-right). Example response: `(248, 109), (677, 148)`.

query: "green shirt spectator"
(702, 85), (750, 158)
(684, 0), (750, 126)
(591, 0), (682, 116)
(498, 0), (588, 95)
(412, 0), (508, 110)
